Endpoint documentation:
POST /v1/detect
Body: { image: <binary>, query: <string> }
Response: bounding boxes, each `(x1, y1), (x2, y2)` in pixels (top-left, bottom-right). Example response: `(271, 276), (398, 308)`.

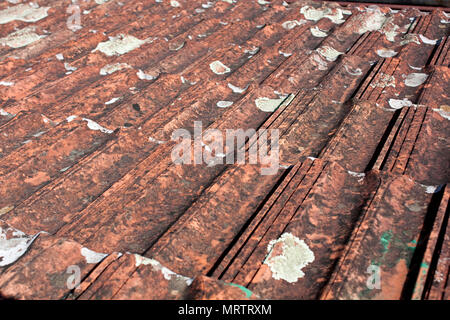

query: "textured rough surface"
(0, 0), (448, 300)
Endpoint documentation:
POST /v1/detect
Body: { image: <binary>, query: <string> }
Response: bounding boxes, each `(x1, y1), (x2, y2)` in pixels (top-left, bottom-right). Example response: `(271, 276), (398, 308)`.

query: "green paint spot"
(380, 230), (393, 253)
(227, 283), (253, 298)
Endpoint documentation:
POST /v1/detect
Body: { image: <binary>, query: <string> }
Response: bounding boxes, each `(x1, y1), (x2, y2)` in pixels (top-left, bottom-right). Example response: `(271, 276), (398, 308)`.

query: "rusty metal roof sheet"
(0, 0), (449, 300)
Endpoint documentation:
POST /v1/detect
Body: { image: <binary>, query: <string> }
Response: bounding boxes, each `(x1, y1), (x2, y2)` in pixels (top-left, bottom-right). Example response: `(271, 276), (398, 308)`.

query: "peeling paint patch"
(388, 98), (413, 109)
(376, 48), (397, 58)
(209, 60), (231, 75)
(0, 3), (50, 24)
(310, 26), (328, 37)
(300, 5), (345, 24)
(279, 50), (292, 57)
(0, 26), (46, 48)
(134, 254), (193, 285)
(93, 34), (153, 56)
(264, 233), (315, 283)
(404, 73), (428, 87)
(81, 247), (108, 264)
(217, 101), (233, 108)
(0, 226), (38, 267)
(317, 46), (343, 62)
(255, 97), (284, 112)
(100, 63), (132, 75)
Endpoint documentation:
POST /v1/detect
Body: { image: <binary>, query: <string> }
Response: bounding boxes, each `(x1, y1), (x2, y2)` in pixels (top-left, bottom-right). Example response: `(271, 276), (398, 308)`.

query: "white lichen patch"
(310, 26), (328, 37)
(281, 19), (306, 30)
(264, 233), (315, 283)
(81, 247), (108, 264)
(137, 69), (159, 80)
(134, 254), (193, 285)
(371, 73), (396, 88)
(217, 101), (233, 108)
(388, 98), (414, 109)
(376, 48), (398, 58)
(300, 5), (345, 24)
(0, 226), (38, 267)
(255, 97), (284, 112)
(404, 73), (428, 87)
(100, 63), (132, 75)
(0, 3), (50, 24)
(317, 46), (343, 62)
(209, 60), (231, 75)
(0, 26), (45, 48)
(93, 34), (153, 56)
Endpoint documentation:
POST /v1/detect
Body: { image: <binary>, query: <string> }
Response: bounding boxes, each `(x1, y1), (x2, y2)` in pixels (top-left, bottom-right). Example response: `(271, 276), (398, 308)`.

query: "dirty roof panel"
(0, 0), (449, 300)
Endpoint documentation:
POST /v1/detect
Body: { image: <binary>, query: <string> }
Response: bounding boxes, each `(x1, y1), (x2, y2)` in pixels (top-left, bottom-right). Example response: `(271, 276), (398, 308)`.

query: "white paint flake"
(67, 115), (114, 134)
(0, 26), (45, 48)
(170, 0), (181, 7)
(388, 98), (413, 109)
(137, 69), (158, 81)
(344, 65), (362, 76)
(281, 19), (306, 30)
(100, 63), (132, 75)
(0, 3), (50, 24)
(300, 5), (345, 24)
(0, 226), (39, 267)
(255, 97), (284, 112)
(55, 53), (64, 61)
(376, 48), (398, 58)
(228, 83), (249, 94)
(134, 254), (193, 285)
(81, 247), (108, 264)
(105, 97), (121, 105)
(93, 34), (153, 56)
(217, 101), (233, 108)
(404, 73), (428, 87)
(209, 60), (231, 75)
(0, 81), (14, 86)
(264, 233), (315, 283)
(310, 26), (328, 37)
(419, 34), (439, 45)
(317, 46), (343, 62)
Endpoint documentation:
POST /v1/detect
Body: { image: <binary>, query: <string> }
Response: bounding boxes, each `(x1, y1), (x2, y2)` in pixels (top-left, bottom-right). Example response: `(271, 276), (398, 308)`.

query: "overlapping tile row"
(0, 0), (449, 300)
(0, 219), (256, 300)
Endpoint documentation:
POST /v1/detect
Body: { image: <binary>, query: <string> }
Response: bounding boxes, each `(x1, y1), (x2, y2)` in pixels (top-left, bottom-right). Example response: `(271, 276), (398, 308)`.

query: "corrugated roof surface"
(0, 0), (449, 300)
